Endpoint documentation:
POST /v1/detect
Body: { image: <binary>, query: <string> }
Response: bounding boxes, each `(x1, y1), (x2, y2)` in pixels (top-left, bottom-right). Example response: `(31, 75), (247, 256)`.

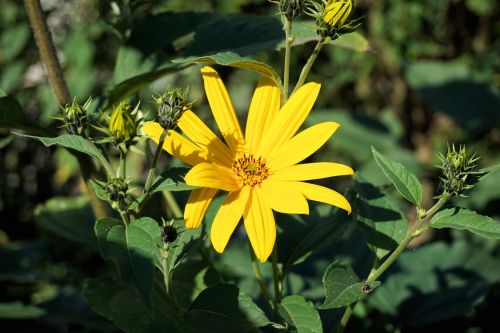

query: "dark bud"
(155, 87), (191, 131)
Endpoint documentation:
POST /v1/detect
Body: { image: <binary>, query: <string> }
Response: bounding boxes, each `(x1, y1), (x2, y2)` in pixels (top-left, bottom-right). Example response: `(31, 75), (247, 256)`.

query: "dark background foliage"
(0, 0), (498, 332)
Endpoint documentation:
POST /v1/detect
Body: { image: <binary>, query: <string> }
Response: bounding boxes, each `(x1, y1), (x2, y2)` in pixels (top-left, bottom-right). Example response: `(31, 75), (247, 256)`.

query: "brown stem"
(24, 0), (108, 219)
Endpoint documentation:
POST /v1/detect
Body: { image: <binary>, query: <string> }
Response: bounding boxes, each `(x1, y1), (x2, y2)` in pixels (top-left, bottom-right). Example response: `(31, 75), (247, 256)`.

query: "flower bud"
(154, 87), (191, 131)
(109, 101), (138, 146)
(322, 0), (353, 28)
(106, 177), (128, 210)
(280, 0), (306, 20)
(438, 144), (480, 197)
(61, 97), (91, 135)
(308, 0), (361, 39)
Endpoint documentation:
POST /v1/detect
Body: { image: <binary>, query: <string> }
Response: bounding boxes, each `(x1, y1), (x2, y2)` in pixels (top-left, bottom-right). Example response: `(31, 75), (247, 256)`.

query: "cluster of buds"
(307, 0), (362, 40)
(59, 97), (92, 136)
(437, 144), (481, 197)
(275, 0), (307, 20)
(105, 177), (129, 210)
(154, 87), (191, 131)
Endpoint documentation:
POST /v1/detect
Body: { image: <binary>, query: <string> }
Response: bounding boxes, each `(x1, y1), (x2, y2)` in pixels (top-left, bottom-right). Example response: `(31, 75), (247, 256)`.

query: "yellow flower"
(322, 0), (353, 28)
(143, 67), (353, 262)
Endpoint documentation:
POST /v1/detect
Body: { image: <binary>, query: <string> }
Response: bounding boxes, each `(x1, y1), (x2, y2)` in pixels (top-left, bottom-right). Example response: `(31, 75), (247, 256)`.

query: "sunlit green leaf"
(14, 133), (113, 175)
(372, 147), (423, 206)
(150, 167), (194, 193)
(430, 208), (500, 239)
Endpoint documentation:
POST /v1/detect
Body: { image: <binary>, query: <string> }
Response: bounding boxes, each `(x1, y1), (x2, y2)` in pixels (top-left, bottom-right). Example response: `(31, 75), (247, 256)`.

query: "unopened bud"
(308, 0), (362, 39)
(155, 87), (191, 130)
(438, 144), (480, 197)
(61, 97), (91, 135)
(280, 0), (306, 20)
(106, 177), (128, 205)
(109, 101), (138, 146)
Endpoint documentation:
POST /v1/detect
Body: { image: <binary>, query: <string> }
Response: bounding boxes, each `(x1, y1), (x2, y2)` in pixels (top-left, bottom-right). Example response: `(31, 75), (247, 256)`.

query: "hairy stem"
(144, 131), (167, 193)
(337, 197), (449, 333)
(291, 37), (326, 95)
(249, 244), (274, 312)
(24, 0), (108, 219)
(271, 244), (282, 303)
(283, 17), (292, 101)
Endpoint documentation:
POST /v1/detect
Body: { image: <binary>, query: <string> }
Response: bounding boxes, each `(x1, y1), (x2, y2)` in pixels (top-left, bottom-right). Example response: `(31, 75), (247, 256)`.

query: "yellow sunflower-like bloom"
(143, 66), (353, 262)
(322, 0), (353, 28)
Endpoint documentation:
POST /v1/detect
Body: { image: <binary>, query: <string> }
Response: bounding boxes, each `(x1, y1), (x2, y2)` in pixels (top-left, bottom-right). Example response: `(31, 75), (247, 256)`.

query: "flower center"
(232, 154), (269, 187)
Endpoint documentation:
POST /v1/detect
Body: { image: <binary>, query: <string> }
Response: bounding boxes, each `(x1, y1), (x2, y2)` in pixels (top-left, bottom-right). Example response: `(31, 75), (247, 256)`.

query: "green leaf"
(126, 217), (162, 308)
(0, 302), (46, 319)
(167, 219), (203, 272)
(430, 208), (500, 239)
(320, 262), (380, 309)
(174, 51), (281, 87)
(278, 295), (323, 333)
(0, 96), (50, 135)
(278, 205), (351, 271)
(372, 147), (423, 206)
(190, 284), (272, 333)
(14, 133), (113, 175)
(89, 179), (108, 201)
(94, 217), (162, 309)
(368, 241), (498, 325)
(84, 277), (189, 333)
(150, 167), (195, 193)
(34, 196), (97, 249)
(355, 178), (407, 261)
(170, 259), (221, 308)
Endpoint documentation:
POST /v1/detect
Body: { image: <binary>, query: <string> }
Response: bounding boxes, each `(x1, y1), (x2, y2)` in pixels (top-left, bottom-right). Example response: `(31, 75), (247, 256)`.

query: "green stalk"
(249, 244), (274, 312)
(336, 197), (449, 333)
(24, 0), (108, 219)
(163, 191), (183, 219)
(271, 244), (282, 303)
(291, 37), (326, 95)
(144, 131), (167, 193)
(283, 17), (292, 101)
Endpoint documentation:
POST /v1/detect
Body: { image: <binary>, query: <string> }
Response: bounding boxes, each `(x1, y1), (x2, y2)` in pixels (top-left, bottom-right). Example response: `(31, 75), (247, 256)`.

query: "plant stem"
(291, 37), (326, 95)
(336, 197), (449, 333)
(24, 0), (108, 219)
(271, 244), (282, 303)
(249, 244), (274, 312)
(283, 17), (292, 101)
(144, 131), (168, 193)
(163, 191), (183, 219)
(119, 210), (129, 226)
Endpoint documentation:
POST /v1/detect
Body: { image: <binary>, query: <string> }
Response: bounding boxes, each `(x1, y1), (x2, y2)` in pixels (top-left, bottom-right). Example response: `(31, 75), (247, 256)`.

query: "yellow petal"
(294, 181), (351, 214)
(243, 189), (276, 262)
(184, 162), (240, 191)
(177, 110), (234, 166)
(257, 179), (309, 214)
(267, 122), (339, 171)
(257, 82), (320, 157)
(201, 66), (244, 153)
(184, 188), (218, 228)
(272, 162), (354, 181)
(210, 187), (250, 253)
(142, 121), (207, 166)
(245, 76), (281, 153)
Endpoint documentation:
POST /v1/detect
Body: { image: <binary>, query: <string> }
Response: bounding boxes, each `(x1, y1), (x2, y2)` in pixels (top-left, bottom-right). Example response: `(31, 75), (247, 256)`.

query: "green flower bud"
(154, 87), (191, 131)
(437, 144), (480, 197)
(61, 97), (91, 136)
(280, 0), (306, 20)
(106, 177), (128, 210)
(109, 101), (138, 146)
